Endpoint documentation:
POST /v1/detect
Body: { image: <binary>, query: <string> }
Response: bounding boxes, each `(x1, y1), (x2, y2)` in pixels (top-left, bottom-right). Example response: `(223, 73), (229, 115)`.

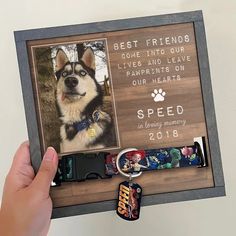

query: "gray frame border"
(14, 10), (225, 219)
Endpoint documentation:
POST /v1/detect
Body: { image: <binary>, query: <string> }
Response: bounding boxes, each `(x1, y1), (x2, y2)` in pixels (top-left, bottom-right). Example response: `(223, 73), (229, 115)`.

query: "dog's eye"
(62, 71), (68, 77)
(79, 70), (87, 77)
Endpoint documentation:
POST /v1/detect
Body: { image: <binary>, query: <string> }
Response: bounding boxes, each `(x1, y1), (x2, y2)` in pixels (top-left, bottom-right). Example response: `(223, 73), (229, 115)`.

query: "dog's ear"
(55, 49), (69, 71)
(81, 48), (95, 70)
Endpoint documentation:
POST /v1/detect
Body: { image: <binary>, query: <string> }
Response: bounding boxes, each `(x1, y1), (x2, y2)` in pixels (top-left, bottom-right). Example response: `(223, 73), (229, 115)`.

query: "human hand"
(0, 142), (58, 236)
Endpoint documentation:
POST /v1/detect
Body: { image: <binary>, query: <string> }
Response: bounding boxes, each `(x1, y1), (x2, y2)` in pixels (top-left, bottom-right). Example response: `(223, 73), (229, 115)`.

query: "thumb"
(30, 147), (58, 198)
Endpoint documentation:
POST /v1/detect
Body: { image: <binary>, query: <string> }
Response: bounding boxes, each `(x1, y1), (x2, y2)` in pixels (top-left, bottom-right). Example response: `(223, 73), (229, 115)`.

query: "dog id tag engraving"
(116, 180), (142, 221)
(88, 127), (96, 137)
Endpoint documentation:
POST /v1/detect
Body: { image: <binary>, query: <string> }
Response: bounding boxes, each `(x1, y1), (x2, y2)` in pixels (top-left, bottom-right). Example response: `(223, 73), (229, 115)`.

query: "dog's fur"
(55, 48), (115, 153)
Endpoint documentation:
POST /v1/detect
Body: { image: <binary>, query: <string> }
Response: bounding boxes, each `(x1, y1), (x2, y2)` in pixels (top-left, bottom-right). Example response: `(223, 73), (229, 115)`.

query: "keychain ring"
(116, 148), (143, 178)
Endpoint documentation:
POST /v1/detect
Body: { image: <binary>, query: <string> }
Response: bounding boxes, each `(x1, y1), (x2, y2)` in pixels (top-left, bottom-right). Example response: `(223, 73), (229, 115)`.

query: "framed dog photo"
(15, 10), (225, 218)
(28, 39), (120, 155)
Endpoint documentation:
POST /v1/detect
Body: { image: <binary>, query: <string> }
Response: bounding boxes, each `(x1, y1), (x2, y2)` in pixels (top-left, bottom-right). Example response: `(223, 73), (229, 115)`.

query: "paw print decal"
(151, 89), (166, 102)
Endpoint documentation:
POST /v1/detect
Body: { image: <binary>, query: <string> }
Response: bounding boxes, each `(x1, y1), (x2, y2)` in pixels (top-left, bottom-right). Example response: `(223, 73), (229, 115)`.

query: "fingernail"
(44, 147), (56, 161)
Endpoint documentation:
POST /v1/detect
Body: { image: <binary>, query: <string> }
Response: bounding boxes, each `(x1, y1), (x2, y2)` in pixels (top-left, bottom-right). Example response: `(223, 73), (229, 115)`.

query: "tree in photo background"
(35, 47), (61, 152)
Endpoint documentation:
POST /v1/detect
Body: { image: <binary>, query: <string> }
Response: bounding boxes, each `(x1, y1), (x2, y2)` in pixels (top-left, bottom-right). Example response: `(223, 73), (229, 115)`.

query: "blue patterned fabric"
(105, 144), (203, 176)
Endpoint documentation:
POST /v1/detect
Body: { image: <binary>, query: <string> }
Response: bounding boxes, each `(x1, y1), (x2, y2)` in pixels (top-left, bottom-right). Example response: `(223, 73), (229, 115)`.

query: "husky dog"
(55, 47), (115, 153)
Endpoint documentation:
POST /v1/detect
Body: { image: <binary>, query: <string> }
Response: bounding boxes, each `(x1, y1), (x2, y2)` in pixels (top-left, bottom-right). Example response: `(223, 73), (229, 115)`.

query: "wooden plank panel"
(27, 22), (214, 208)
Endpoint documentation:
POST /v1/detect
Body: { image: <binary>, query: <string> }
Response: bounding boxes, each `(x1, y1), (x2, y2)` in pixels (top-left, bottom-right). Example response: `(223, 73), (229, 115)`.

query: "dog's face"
(55, 48), (99, 105)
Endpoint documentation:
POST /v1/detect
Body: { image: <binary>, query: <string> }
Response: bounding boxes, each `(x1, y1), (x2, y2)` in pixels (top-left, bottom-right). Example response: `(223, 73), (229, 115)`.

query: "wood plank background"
(27, 22), (214, 208)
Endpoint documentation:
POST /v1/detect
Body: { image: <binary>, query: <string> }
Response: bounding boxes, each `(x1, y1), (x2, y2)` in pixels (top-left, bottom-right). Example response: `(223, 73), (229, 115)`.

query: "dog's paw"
(151, 88), (166, 102)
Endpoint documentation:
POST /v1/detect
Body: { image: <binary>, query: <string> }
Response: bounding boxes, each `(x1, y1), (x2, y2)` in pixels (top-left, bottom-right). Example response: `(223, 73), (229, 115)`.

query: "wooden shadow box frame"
(14, 10), (225, 219)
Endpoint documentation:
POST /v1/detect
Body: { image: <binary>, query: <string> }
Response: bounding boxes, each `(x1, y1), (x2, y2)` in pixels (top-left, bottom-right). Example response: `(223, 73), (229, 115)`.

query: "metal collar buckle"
(116, 148), (143, 179)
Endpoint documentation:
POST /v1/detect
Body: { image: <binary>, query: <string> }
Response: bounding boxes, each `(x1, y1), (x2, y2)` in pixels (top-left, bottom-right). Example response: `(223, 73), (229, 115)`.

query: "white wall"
(0, 0), (235, 235)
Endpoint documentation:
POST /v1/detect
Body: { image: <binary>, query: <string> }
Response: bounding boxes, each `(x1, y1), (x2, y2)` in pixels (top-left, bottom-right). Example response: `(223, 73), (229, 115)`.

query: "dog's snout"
(65, 77), (78, 88)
